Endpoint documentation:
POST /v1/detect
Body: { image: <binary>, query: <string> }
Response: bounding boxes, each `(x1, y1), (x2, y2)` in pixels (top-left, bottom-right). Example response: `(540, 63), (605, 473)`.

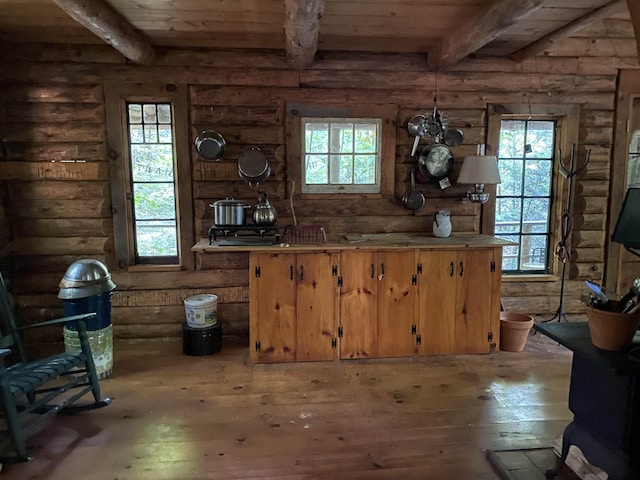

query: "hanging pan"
(238, 147), (271, 186)
(401, 169), (425, 211)
(194, 130), (226, 161)
(418, 142), (453, 181)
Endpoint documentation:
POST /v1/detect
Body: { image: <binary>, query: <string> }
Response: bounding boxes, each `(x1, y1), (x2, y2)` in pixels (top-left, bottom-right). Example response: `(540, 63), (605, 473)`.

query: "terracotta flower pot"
(500, 312), (534, 352)
(587, 301), (640, 351)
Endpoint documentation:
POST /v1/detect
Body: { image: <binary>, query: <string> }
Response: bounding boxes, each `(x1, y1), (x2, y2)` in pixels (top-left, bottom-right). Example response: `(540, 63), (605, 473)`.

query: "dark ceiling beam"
(628, 0), (640, 63)
(428, 0), (546, 70)
(284, 0), (325, 70)
(51, 0), (155, 65)
(510, 0), (627, 62)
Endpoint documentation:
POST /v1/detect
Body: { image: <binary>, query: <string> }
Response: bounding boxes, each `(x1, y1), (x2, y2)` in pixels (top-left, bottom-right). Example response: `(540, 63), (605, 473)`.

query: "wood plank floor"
(5, 332), (577, 480)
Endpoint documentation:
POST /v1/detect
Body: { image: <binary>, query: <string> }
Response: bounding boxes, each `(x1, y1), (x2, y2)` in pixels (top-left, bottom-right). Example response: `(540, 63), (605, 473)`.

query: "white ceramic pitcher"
(433, 210), (452, 238)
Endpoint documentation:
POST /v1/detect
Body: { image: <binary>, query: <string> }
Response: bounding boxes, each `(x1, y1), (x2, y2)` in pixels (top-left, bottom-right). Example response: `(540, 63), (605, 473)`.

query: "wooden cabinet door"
(377, 250), (417, 358)
(249, 253), (297, 363)
(417, 250), (457, 355)
(454, 249), (497, 354)
(339, 251), (378, 359)
(296, 252), (339, 362)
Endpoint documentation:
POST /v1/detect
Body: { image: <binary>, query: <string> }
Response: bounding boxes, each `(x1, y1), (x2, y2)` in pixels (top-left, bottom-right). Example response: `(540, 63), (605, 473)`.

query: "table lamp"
(457, 145), (502, 204)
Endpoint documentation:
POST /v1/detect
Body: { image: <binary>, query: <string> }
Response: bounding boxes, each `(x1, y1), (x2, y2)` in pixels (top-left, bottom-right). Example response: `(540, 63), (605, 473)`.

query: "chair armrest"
(0, 348), (11, 358)
(18, 312), (97, 330)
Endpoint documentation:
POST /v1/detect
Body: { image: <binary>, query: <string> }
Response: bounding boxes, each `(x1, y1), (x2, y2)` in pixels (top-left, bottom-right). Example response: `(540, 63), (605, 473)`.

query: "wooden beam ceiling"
(428, 0), (547, 70)
(628, 0), (640, 63)
(51, 0), (155, 65)
(510, 0), (627, 62)
(284, 0), (325, 70)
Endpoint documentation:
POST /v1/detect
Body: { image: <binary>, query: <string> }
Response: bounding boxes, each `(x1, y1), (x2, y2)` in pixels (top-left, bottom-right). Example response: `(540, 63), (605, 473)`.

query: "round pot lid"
(418, 144), (454, 180)
(210, 197), (247, 207)
(195, 130), (226, 161)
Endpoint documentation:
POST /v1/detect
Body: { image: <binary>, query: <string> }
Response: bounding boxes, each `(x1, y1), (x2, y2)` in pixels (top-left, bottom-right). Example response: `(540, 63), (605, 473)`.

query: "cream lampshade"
(457, 152), (501, 204)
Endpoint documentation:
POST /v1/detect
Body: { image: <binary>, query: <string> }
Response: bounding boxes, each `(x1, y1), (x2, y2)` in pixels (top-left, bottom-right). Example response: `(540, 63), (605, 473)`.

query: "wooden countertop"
(192, 233), (514, 253)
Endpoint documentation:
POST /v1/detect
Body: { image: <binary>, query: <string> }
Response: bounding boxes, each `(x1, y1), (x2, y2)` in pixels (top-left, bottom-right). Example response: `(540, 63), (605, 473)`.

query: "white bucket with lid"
(184, 294), (218, 328)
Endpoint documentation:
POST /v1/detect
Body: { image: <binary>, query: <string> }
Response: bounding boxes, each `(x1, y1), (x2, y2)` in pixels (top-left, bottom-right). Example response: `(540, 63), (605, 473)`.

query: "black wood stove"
(535, 322), (640, 480)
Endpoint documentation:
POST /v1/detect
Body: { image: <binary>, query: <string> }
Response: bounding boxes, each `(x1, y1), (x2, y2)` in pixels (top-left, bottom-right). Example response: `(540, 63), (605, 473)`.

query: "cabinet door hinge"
(255, 341), (261, 352)
(411, 324), (417, 335)
(412, 274), (417, 285)
(416, 334), (422, 345)
(337, 276), (343, 287)
(417, 263), (423, 274)
(332, 265), (338, 276)
(338, 326), (344, 338)
(331, 338), (337, 349)
(255, 266), (261, 278)
(488, 331), (493, 342)
(490, 261), (496, 272)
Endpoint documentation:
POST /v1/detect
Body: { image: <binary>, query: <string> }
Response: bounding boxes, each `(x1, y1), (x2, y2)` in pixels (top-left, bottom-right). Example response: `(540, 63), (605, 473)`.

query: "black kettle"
(252, 192), (277, 226)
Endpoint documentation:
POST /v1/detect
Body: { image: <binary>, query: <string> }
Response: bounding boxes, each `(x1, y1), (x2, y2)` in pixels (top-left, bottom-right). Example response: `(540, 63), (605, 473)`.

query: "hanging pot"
(194, 131), (226, 161)
(418, 143), (454, 181)
(238, 148), (271, 186)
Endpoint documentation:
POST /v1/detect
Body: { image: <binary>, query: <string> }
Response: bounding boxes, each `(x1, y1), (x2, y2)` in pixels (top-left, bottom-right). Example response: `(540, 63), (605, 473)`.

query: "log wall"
(0, 17), (638, 345)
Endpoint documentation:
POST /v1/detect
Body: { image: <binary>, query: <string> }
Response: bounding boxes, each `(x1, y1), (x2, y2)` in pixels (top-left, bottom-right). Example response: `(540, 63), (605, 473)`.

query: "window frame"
(286, 102), (397, 199)
(486, 104), (580, 280)
(105, 83), (194, 272)
(301, 117), (383, 194)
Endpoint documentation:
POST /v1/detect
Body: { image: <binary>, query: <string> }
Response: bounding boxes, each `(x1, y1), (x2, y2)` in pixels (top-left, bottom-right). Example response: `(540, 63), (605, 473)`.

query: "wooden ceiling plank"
(510, 0), (627, 62)
(284, 0), (325, 70)
(51, 0), (155, 65)
(428, 0), (547, 70)
(628, 0), (640, 61)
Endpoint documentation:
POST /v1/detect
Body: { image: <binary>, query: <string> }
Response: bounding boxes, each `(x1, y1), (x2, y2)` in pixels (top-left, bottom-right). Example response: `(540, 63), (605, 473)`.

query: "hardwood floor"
(5, 333), (577, 479)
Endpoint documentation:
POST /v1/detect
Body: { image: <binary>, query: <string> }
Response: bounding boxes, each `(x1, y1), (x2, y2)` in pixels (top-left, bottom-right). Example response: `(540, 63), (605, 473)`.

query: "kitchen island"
(193, 234), (512, 363)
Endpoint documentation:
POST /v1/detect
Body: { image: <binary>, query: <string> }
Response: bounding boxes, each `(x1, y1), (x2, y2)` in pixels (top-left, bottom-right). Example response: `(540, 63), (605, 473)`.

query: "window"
(495, 119), (556, 274)
(105, 83), (193, 271)
(126, 102), (178, 263)
(285, 103), (396, 198)
(301, 118), (382, 194)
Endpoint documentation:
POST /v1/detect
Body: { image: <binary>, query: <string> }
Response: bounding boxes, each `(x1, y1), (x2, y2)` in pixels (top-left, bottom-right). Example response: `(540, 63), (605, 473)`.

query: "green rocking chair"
(0, 272), (111, 462)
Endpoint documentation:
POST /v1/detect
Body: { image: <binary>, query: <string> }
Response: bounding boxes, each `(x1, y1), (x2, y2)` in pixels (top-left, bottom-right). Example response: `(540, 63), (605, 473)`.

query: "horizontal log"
(191, 105), (283, 126)
(193, 161), (285, 182)
(0, 84), (103, 103)
(13, 254), (110, 273)
(112, 270), (248, 290)
(570, 247), (604, 263)
(10, 198), (111, 219)
(193, 181), (286, 201)
(190, 85), (617, 111)
(196, 252), (250, 271)
(13, 218), (113, 237)
(8, 181), (110, 201)
(3, 102), (104, 123)
(574, 179), (610, 197)
(2, 142), (105, 162)
(190, 125), (284, 146)
(578, 126), (614, 146)
(569, 262), (604, 281)
(0, 161), (109, 180)
(8, 237), (111, 258)
(298, 71), (617, 93)
(113, 286), (248, 307)
(573, 214), (606, 231)
(3, 122), (101, 143)
(581, 110), (615, 128)
(572, 231), (606, 248)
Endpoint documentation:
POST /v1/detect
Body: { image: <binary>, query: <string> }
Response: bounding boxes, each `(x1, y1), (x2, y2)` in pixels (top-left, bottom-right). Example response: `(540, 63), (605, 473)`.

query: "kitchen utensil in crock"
(238, 147), (271, 186)
(401, 169), (425, 211)
(617, 276), (640, 312)
(194, 130), (226, 161)
(252, 192), (277, 226)
(210, 197), (250, 226)
(418, 142), (454, 181)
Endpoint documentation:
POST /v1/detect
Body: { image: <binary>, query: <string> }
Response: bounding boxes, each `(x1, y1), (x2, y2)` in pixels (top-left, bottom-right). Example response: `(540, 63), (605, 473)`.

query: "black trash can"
(58, 259), (116, 379)
(183, 322), (222, 356)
